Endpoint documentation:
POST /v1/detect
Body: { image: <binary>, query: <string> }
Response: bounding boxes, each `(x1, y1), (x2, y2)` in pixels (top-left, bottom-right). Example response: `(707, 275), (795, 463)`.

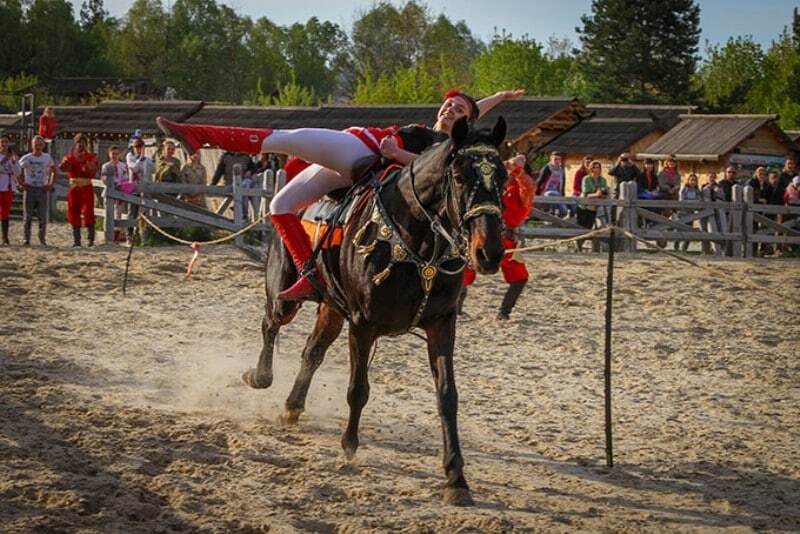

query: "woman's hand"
(496, 89), (526, 101)
(380, 136), (400, 160)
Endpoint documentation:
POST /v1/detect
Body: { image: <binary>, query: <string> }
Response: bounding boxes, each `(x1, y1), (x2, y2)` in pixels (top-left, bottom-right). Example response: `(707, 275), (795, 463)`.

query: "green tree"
(0, 0), (28, 78)
(26, 0), (86, 78)
(420, 15), (483, 87)
(694, 37), (765, 112)
(577, 0), (701, 103)
(747, 31), (800, 129)
(471, 34), (581, 97)
(351, 1), (429, 77)
(112, 0), (169, 82)
(279, 18), (350, 99)
(244, 17), (291, 101)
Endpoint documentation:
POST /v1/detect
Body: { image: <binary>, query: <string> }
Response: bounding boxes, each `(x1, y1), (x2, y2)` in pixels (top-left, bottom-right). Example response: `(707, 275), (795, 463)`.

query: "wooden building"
(637, 114), (800, 182)
(537, 104), (692, 194)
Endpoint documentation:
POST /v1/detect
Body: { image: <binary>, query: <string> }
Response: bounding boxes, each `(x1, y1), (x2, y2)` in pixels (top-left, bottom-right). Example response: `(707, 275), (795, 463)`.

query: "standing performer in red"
(59, 134), (99, 247)
(460, 155), (535, 320)
(156, 88), (525, 301)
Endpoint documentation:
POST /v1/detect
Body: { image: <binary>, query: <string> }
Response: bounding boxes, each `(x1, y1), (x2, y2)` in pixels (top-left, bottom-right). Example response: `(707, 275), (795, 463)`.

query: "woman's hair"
(443, 88), (480, 120)
(590, 159), (602, 170)
(686, 173), (698, 184)
(753, 166), (766, 178)
(644, 158), (655, 165)
(108, 145), (119, 153)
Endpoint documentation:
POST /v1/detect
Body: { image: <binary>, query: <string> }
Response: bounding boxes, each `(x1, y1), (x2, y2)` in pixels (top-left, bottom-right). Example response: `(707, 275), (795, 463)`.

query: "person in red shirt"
(572, 155), (592, 196)
(38, 107), (57, 140)
(59, 134), (99, 246)
(461, 155), (535, 320)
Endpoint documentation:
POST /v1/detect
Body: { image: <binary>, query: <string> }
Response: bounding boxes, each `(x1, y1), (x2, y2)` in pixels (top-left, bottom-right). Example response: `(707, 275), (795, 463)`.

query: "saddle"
(300, 156), (395, 249)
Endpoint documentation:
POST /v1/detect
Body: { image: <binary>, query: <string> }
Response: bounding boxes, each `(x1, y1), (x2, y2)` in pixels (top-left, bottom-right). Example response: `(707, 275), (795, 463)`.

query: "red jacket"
(38, 115), (57, 139)
(502, 167), (535, 229)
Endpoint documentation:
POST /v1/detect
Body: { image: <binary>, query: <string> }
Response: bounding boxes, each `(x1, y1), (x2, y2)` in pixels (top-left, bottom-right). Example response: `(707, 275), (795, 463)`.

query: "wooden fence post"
(104, 178), (115, 244)
(625, 182), (637, 252)
(261, 170), (273, 240)
(743, 185), (754, 258)
(276, 169), (286, 193)
(618, 182), (631, 252)
(232, 167), (244, 247)
(700, 188), (712, 254)
(731, 185), (743, 257)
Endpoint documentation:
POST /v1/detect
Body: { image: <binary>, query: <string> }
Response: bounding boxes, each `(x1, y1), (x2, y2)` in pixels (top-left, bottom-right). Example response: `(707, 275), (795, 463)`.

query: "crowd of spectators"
(0, 107), (281, 247)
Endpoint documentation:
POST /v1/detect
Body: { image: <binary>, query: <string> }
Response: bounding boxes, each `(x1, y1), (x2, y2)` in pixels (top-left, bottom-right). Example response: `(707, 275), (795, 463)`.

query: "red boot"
(270, 213), (325, 301)
(156, 117), (272, 155)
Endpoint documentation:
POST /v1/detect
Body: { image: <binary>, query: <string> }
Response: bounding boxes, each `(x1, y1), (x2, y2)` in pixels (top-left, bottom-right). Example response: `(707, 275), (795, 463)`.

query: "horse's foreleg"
(341, 325), (374, 460)
(242, 312), (281, 389)
(281, 303), (344, 424)
(424, 313), (473, 506)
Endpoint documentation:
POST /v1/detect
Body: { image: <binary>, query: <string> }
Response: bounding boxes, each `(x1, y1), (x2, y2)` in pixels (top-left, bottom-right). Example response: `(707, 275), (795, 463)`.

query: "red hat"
(444, 88), (480, 120)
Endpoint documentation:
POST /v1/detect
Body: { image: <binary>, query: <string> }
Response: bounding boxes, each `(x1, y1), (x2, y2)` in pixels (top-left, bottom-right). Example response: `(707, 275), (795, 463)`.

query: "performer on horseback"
(460, 154), (535, 320)
(156, 88), (524, 301)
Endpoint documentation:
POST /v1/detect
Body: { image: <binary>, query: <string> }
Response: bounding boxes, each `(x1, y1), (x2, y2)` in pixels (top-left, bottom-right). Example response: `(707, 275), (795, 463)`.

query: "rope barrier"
(139, 212), (269, 279)
(505, 226), (613, 253)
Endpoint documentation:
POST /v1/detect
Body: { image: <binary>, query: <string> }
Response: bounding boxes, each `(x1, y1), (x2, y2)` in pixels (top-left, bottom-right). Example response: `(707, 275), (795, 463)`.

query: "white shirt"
(126, 151), (154, 183)
(19, 152), (55, 187)
(0, 153), (20, 192)
(102, 160), (129, 186)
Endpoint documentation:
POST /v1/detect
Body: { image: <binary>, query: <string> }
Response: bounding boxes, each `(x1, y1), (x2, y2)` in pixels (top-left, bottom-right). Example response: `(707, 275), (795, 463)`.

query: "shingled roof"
(538, 104), (691, 156)
(187, 97), (583, 142)
(638, 114), (800, 160)
(75, 100), (203, 138)
(786, 130), (800, 143)
(41, 77), (160, 98)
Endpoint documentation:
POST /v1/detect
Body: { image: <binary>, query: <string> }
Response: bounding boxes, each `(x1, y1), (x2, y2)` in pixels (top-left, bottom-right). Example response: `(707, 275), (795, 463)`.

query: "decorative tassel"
(356, 241), (377, 256)
(372, 266), (392, 286)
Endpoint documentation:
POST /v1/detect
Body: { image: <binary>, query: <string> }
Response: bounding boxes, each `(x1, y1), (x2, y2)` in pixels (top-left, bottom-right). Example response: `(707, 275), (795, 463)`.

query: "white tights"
(265, 128), (375, 215)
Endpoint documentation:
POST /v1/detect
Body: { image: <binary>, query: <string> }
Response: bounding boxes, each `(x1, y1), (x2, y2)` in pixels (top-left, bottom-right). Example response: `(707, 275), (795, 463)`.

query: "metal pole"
(604, 204), (617, 468)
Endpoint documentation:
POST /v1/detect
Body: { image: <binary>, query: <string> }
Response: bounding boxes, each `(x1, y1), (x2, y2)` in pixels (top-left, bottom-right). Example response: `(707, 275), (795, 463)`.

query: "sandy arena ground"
(1, 222), (799, 532)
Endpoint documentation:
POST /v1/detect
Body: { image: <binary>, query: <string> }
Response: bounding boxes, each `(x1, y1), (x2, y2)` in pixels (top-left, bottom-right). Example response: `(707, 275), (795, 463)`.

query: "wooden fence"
(47, 173), (800, 257)
(52, 169), (285, 246)
(520, 182), (800, 256)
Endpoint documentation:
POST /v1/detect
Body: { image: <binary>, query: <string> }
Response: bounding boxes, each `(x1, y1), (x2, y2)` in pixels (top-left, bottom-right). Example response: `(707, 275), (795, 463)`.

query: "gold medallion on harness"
(379, 224), (392, 239)
(420, 264), (437, 292)
(371, 206), (382, 223)
(392, 243), (407, 261)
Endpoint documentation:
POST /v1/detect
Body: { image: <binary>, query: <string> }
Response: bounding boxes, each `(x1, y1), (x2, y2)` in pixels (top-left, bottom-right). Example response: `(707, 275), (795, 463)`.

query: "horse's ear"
(491, 116), (507, 147)
(451, 116), (469, 147)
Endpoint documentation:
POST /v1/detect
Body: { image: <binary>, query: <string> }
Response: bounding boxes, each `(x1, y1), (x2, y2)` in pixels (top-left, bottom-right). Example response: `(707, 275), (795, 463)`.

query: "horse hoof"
(278, 408), (302, 425)
(443, 487), (474, 507)
(342, 447), (357, 461)
(242, 369), (272, 389)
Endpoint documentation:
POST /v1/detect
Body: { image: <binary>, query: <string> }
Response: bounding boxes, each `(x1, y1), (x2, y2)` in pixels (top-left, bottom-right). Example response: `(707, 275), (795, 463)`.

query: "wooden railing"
(521, 182), (800, 256)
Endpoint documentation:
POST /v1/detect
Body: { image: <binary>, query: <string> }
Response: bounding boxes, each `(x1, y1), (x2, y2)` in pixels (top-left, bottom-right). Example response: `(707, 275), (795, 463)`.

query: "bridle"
(353, 141), (505, 328)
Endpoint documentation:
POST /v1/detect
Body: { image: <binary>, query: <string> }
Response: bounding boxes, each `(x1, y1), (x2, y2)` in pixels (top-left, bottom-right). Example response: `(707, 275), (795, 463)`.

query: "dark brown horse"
(242, 117), (508, 505)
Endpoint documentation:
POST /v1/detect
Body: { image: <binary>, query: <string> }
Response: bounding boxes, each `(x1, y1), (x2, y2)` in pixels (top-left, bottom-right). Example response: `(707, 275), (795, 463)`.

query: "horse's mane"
(405, 125), (500, 178)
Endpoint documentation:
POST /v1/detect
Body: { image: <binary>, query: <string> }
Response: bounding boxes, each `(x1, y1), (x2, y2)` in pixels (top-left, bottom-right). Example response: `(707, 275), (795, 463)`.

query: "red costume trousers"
(463, 238), (528, 286)
(0, 191), (12, 220)
(67, 185), (95, 228)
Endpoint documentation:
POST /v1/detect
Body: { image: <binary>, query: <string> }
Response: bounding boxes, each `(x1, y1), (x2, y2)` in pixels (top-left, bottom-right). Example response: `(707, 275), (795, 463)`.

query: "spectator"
(211, 151), (256, 186)
(637, 158), (661, 199)
(764, 171), (785, 207)
(59, 133), (99, 247)
(127, 137), (155, 183)
(785, 176), (800, 206)
(254, 153), (279, 175)
(657, 155), (681, 200)
(778, 155), (796, 189)
(609, 152), (642, 195)
(18, 135), (56, 246)
(746, 166), (768, 204)
(677, 173), (701, 251)
(38, 106), (57, 140)
(0, 135), (21, 246)
(125, 137), (154, 244)
(577, 159), (608, 240)
(180, 151), (207, 206)
(155, 140), (182, 183)
(702, 171), (725, 201)
(719, 166), (737, 201)
(535, 151), (566, 216)
(572, 155), (592, 196)
(101, 145), (130, 242)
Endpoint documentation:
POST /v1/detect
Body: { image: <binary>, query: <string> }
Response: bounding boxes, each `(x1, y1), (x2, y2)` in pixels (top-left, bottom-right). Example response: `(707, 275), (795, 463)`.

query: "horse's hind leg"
(280, 303), (344, 424)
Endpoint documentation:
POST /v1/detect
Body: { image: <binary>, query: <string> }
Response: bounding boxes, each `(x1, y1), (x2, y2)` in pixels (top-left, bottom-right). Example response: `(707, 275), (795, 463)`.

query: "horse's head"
(447, 116), (508, 274)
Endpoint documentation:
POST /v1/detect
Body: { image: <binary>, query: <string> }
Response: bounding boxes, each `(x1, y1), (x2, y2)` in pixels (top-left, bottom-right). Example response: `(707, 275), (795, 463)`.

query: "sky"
(103, 0), (796, 52)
